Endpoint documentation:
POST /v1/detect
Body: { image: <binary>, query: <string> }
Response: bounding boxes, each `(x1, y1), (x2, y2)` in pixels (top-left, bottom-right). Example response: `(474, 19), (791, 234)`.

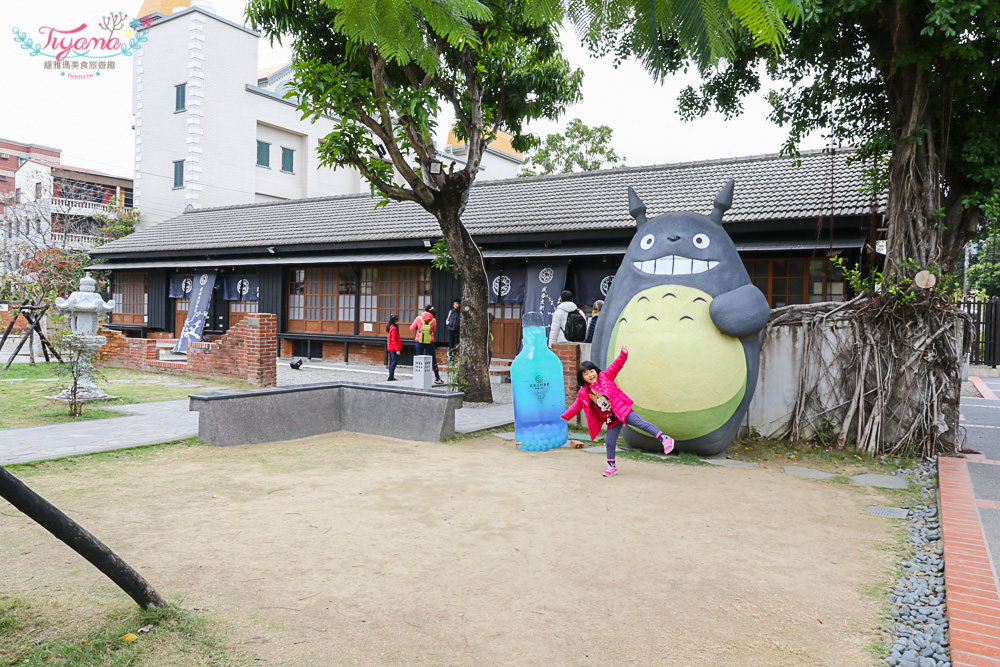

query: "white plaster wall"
(134, 7), (361, 230)
(478, 150), (522, 180)
(133, 13), (208, 228)
(248, 94), (361, 197)
(13, 162), (51, 202)
(747, 319), (854, 440)
(183, 12), (258, 213)
(254, 123), (304, 200)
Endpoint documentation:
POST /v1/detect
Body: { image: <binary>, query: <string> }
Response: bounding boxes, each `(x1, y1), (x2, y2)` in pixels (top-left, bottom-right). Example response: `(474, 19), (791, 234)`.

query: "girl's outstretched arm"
(605, 346), (629, 380)
(561, 393), (586, 421)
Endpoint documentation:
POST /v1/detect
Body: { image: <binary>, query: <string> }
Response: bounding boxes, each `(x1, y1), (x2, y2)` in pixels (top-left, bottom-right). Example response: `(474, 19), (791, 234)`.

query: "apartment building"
(0, 138), (62, 216)
(2, 160), (133, 272)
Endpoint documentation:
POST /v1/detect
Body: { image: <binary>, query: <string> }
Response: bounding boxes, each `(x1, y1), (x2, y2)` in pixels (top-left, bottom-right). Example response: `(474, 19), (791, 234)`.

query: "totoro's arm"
(709, 284), (772, 339)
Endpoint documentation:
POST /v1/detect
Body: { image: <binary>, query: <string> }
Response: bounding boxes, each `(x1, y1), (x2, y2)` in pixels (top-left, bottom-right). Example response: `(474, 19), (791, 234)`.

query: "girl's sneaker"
(602, 464), (618, 477)
(658, 433), (675, 455)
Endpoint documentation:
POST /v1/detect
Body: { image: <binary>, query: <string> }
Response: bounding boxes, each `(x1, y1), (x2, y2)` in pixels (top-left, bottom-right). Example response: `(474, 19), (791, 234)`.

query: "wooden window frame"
(286, 268), (356, 335)
(111, 272), (148, 325)
(285, 266), (432, 337)
(742, 257), (846, 308)
(373, 266), (432, 335)
(280, 146), (294, 173)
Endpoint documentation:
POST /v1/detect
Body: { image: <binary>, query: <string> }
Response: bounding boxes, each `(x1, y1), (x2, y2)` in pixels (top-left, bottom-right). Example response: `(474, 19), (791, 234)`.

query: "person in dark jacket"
(585, 299), (603, 343)
(446, 299), (461, 353)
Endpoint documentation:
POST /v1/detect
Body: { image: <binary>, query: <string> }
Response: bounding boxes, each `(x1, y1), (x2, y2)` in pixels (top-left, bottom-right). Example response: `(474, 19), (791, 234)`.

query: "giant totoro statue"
(590, 180), (771, 456)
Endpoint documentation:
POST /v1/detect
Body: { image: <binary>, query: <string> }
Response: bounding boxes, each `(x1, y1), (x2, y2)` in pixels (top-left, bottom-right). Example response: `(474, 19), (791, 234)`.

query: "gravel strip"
(884, 460), (950, 667)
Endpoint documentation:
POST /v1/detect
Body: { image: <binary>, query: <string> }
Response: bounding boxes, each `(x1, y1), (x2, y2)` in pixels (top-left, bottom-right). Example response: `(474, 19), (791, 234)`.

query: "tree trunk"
(883, 65), (941, 280)
(436, 205), (492, 404)
(0, 465), (169, 609)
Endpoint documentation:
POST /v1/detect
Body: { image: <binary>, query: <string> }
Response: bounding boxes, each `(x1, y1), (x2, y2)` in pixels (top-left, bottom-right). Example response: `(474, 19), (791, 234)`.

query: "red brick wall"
(96, 313), (278, 387)
(0, 304), (29, 335)
(552, 343), (585, 426)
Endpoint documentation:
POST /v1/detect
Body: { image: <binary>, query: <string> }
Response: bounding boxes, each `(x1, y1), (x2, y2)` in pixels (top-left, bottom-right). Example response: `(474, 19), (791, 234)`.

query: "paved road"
(0, 361), (513, 465)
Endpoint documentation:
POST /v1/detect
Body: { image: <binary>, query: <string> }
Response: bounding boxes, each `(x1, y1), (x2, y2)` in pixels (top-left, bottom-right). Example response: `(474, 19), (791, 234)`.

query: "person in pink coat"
(561, 347), (674, 476)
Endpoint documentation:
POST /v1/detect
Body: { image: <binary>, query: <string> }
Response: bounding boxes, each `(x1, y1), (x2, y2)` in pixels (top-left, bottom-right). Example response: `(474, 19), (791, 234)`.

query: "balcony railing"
(50, 197), (133, 217)
(50, 231), (98, 248)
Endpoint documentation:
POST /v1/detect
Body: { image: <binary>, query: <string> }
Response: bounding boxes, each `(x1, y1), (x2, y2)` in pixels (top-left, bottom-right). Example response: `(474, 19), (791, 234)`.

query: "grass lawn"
(0, 363), (252, 429)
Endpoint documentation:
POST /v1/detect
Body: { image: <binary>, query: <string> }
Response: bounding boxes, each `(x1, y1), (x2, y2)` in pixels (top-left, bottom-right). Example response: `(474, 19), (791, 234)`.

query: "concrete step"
(158, 350), (187, 362)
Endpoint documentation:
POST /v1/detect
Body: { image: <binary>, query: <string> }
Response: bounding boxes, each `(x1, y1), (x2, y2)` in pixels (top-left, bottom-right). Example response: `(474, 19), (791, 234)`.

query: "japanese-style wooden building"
(89, 149), (885, 363)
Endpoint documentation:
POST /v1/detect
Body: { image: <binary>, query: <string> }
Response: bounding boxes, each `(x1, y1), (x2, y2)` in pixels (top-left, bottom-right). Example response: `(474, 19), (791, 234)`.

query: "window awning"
(87, 236), (866, 271)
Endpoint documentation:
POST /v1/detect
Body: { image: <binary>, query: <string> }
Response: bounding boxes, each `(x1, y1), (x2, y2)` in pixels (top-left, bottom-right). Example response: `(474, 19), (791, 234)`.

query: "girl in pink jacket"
(561, 347), (674, 476)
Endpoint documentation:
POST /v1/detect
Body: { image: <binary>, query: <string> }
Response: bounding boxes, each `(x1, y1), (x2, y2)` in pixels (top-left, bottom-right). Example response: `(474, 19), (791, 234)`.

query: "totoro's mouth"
(632, 255), (719, 275)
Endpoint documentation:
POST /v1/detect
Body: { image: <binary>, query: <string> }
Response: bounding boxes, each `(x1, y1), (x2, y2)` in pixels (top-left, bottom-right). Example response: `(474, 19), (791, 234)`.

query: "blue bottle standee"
(510, 312), (569, 451)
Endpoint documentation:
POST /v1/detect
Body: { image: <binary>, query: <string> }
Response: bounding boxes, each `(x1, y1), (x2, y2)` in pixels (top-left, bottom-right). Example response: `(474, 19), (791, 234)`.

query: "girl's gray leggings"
(605, 411), (660, 459)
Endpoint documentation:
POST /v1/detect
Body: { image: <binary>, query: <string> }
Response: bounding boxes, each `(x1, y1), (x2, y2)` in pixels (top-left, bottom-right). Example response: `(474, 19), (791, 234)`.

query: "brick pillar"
(551, 343), (584, 427)
(243, 313), (278, 387)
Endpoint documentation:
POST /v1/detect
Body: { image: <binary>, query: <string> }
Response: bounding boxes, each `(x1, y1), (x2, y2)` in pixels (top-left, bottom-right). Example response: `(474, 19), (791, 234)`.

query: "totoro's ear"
(628, 187), (647, 226)
(710, 179), (734, 226)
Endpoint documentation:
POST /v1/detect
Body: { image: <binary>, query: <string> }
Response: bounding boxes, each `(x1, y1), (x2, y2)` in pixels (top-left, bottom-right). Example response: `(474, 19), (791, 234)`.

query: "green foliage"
(429, 238), (459, 277)
(831, 257), (960, 304)
(812, 417), (836, 447)
(518, 118), (626, 176)
(269, 0), (803, 73)
(575, 0), (804, 70)
(248, 0), (583, 204)
(668, 0), (1000, 270)
(967, 233), (1000, 298)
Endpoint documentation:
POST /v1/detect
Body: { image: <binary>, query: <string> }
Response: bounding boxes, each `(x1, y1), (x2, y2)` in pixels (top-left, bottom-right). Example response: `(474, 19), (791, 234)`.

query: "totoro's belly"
(608, 285), (746, 440)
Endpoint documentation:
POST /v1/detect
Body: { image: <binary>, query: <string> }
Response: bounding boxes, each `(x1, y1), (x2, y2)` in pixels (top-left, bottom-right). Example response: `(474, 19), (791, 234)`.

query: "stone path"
(0, 361), (514, 465)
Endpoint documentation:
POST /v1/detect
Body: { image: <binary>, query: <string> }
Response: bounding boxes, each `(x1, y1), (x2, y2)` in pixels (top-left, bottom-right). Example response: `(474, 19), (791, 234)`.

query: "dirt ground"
(0, 434), (899, 666)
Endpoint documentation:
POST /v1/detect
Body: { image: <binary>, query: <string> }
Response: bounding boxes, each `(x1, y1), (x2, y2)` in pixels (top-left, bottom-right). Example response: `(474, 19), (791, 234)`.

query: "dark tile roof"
(92, 149), (884, 256)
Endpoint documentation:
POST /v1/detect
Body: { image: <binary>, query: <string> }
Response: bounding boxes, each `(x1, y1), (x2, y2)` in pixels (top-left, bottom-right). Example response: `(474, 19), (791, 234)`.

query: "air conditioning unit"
(0, 153), (9, 159)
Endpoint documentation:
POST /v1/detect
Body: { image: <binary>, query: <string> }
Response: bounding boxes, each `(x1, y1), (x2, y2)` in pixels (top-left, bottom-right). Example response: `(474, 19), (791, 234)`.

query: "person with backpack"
(548, 290), (588, 347)
(410, 304), (444, 385)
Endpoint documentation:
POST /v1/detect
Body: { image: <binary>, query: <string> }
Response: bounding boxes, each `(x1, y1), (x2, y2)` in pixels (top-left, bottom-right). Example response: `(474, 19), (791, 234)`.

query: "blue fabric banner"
(173, 271), (217, 353)
(168, 274), (193, 299)
(523, 260), (568, 337)
(487, 267), (526, 304)
(223, 274), (259, 301)
(574, 268), (617, 307)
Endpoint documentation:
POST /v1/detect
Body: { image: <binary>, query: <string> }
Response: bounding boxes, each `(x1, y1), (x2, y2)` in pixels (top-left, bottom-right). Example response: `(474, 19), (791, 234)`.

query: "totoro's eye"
(640, 234), (655, 250)
(692, 233), (710, 249)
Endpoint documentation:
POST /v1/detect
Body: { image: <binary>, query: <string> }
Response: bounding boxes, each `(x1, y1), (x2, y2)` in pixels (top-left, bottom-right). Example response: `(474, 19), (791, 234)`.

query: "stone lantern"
(51, 273), (116, 401)
(55, 273), (114, 336)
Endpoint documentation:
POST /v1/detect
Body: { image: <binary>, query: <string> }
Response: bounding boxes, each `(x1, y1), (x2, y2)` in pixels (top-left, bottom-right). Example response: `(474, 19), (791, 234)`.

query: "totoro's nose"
(667, 234), (681, 242)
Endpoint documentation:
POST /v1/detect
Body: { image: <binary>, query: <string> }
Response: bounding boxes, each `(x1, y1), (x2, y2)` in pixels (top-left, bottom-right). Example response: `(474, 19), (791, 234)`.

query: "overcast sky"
(2, 0), (825, 178)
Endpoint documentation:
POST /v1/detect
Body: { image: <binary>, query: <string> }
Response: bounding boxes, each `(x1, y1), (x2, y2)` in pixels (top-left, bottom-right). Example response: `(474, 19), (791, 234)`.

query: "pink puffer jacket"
(561, 349), (633, 441)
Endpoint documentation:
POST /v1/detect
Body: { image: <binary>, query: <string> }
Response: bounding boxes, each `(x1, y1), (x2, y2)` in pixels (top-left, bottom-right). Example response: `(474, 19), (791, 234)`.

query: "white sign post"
(412, 355), (434, 389)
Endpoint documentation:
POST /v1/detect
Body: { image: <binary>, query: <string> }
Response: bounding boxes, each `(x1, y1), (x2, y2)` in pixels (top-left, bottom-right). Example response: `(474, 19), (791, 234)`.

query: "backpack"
(418, 318), (434, 344)
(563, 309), (588, 342)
